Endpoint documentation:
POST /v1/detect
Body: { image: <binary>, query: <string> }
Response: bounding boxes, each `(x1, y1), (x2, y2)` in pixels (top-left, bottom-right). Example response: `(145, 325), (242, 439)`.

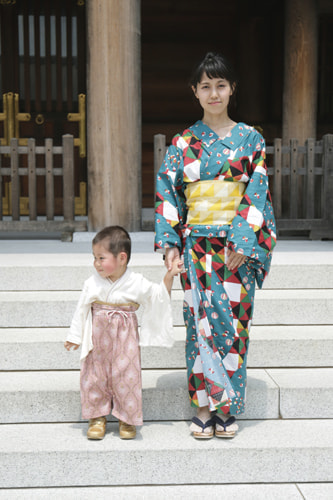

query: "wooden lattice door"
(0, 0), (86, 216)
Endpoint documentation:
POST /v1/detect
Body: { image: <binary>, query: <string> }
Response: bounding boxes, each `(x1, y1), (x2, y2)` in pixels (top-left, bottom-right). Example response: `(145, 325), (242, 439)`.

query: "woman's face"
(192, 72), (234, 116)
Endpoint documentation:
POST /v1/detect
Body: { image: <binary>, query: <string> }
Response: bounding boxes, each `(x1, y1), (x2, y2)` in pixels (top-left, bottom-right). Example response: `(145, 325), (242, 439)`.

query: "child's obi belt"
(92, 302), (139, 322)
(185, 179), (246, 226)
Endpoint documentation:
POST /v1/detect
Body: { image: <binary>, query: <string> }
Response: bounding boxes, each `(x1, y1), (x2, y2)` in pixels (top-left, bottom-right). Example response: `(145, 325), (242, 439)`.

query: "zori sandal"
(214, 415), (238, 438)
(190, 416), (214, 439)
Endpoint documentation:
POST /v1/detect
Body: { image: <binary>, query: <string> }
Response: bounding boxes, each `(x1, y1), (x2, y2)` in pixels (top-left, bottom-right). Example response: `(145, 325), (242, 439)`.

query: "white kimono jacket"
(66, 268), (174, 360)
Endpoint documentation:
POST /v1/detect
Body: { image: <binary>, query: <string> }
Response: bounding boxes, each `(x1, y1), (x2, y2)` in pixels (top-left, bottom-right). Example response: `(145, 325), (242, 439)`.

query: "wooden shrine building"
(0, 0), (332, 236)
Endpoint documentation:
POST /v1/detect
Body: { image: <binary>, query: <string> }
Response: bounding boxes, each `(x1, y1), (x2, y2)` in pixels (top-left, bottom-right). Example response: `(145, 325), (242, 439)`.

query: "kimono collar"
(93, 267), (132, 290)
(190, 120), (251, 149)
(107, 268), (132, 289)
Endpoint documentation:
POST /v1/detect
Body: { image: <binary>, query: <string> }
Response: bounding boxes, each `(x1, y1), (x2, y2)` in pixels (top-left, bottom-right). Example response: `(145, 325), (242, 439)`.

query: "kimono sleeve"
(154, 136), (186, 253)
(65, 281), (92, 347)
(228, 133), (277, 287)
(136, 274), (174, 348)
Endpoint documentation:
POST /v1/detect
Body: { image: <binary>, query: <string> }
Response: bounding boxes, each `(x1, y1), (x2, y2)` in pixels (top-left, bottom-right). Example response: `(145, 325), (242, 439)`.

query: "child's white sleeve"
(138, 276), (175, 348)
(65, 283), (90, 346)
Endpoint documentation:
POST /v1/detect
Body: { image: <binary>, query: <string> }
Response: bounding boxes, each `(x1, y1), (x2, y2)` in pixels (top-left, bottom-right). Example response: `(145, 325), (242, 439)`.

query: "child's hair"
(92, 226), (131, 263)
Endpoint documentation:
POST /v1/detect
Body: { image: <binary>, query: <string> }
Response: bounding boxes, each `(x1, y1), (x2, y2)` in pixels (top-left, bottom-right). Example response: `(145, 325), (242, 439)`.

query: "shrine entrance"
(0, 0), (87, 216)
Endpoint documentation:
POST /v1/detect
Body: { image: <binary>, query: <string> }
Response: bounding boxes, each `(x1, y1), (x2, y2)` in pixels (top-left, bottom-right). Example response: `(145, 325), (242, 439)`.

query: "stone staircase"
(0, 235), (332, 499)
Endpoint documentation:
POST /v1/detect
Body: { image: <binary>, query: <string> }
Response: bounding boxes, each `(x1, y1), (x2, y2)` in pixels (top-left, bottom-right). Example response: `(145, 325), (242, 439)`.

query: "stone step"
(0, 368), (279, 423)
(268, 368), (333, 418)
(1, 325), (332, 371)
(1, 239), (332, 291)
(0, 289), (332, 328)
(1, 259), (332, 291)
(1, 368), (332, 423)
(1, 483), (332, 499)
(0, 253), (173, 291)
(0, 290), (184, 327)
(0, 420), (332, 488)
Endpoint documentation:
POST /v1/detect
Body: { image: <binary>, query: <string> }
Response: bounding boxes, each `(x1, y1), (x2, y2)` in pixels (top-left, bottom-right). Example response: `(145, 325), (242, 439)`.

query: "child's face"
(92, 242), (126, 281)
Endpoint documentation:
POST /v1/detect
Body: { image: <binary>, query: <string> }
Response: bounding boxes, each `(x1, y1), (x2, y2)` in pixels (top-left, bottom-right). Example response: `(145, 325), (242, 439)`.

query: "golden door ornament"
(67, 93), (86, 157)
(0, 92), (31, 146)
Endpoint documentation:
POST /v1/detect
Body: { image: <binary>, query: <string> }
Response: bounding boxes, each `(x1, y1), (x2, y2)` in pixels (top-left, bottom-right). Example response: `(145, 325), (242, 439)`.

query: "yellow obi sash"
(185, 180), (246, 226)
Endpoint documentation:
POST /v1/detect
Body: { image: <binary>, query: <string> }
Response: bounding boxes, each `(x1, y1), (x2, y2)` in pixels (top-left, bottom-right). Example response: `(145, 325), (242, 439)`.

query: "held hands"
(64, 341), (80, 351)
(165, 246), (246, 272)
(169, 256), (184, 276)
(163, 247), (183, 295)
(165, 247), (184, 276)
(164, 247), (181, 272)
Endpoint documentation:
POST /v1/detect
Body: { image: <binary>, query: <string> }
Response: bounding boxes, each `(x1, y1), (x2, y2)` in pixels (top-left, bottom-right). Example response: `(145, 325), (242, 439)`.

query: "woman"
(155, 52), (276, 439)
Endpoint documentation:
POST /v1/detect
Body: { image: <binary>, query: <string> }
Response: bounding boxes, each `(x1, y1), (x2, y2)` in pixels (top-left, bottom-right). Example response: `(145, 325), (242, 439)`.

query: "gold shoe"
(119, 420), (136, 439)
(87, 417), (107, 440)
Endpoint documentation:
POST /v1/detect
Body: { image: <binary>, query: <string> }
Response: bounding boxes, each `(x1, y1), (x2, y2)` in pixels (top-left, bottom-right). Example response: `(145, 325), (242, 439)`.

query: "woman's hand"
(226, 249), (247, 271)
(164, 247), (181, 271)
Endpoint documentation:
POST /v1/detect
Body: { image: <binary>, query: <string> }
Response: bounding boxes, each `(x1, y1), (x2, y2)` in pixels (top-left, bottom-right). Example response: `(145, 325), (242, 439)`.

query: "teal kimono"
(155, 121), (276, 415)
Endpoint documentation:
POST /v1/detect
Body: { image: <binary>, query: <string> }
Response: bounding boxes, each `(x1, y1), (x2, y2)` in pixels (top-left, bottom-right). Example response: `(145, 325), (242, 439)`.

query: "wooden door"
(0, 0), (86, 215)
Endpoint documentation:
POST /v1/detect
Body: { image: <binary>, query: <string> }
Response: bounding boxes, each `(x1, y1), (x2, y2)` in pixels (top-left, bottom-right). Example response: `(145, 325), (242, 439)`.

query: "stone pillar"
(87, 0), (141, 232)
(282, 0), (318, 144)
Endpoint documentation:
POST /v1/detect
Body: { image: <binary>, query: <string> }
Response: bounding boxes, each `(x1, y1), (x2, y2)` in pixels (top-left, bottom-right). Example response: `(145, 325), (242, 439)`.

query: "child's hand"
(164, 247), (180, 271)
(163, 256), (184, 294)
(169, 257), (184, 276)
(64, 341), (80, 351)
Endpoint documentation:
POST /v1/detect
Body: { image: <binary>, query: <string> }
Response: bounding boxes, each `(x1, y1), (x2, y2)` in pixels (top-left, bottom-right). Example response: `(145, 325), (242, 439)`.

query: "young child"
(65, 225), (181, 440)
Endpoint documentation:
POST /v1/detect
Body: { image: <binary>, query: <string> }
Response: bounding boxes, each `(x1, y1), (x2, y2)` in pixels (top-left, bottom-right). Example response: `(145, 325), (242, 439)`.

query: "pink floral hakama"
(80, 302), (143, 426)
